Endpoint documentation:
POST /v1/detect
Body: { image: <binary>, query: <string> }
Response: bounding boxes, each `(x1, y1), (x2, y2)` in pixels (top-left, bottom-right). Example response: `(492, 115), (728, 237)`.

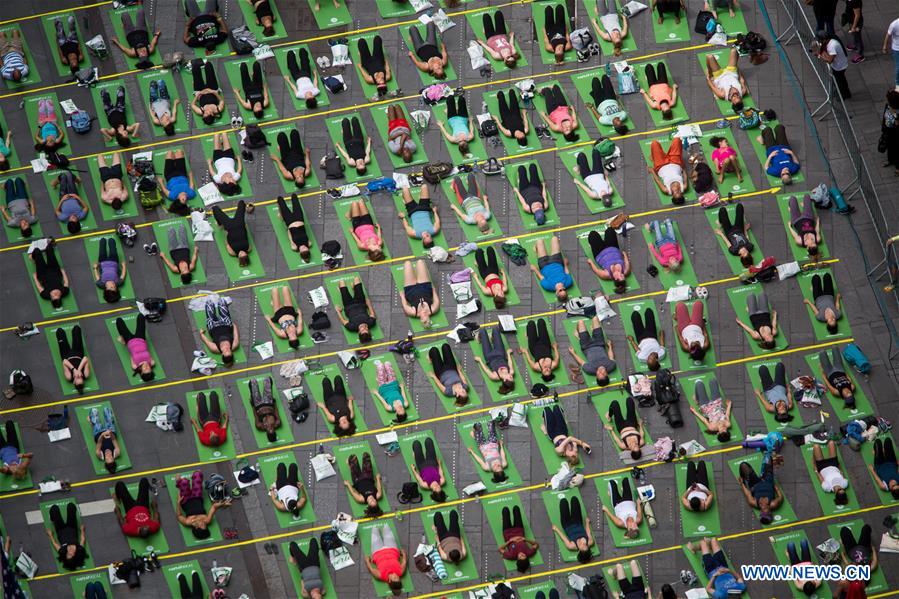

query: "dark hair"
(614, 281), (626, 294)
(238, 253), (250, 267)
(191, 526), (211, 540)
(630, 449), (642, 461)
(181, 272), (193, 285)
(365, 505), (383, 517)
(67, 220), (82, 234)
(388, 580), (403, 593)
(515, 557), (530, 573)
(263, 26), (275, 37)
(222, 351), (235, 366)
(689, 497), (702, 511)
(613, 123), (629, 136)
(218, 182), (240, 196)
(576, 549), (592, 564)
(105, 460), (118, 474)
(834, 489), (849, 505)
(661, 108), (674, 120)
(808, 245), (819, 257)
(203, 114), (216, 126)
(253, 108), (264, 119)
(498, 380), (514, 395)
(671, 191), (686, 205)
(802, 581), (817, 596)
(458, 141), (470, 156)
(492, 471), (507, 484)
(774, 411), (792, 423)
(888, 90), (899, 109)
(334, 420), (357, 437)
(732, 100), (744, 112)
(826, 322), (838, 335)
(115, 132), (131, 148)
(140, 371), (155, 382)
(163, 123), (176, 136)
(431, 490), (447, 503)
(516, 135), (529, 147)
(266, 430), (278, 443)
(139, 526), (151, 538)
(305, 97), (318, 110)
(597, 375), (610, 387)
(299, 246), (311, 262)
(103, 288), (121, 304)
(21, 225), (33, 238)
(494, 295), (507, 309)
(689, 347), (706, 361)
(289, 338), (300, 349)
(111, 198), (123, 211)
(891, 487), (899, 500)
(75, 381), (85, 393)
(51, 297), (63, 309)
(717, 430), (731, 443)
(759, 511), (773, 525)
(169, 202), (190, 216)
(563, 132), (579, 142)
(422, 237), (435, 249)
(394, 412), (409, 424)
(661, 584), (677, 599)
(448, 549), (461, 563)
(709, 136), (724, 148)
(740, 253), (754, 267)
(359, 330), (372, 343)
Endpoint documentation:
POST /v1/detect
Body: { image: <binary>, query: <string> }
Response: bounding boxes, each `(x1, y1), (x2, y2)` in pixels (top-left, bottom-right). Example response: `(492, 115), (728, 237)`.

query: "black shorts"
(164, 157), (188, 181)
(99, 164), (123, 183)
(814, 456), (840, 472)
(619, 576), (646, 599)
(406, 197), (431, 216)
(351, 214), (374, 229)
(537, 253), (563, 270)
(212, 148), (235, 162)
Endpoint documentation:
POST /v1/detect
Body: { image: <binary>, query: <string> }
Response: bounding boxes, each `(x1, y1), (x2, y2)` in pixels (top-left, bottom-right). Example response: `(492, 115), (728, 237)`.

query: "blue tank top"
(379, 380), (402, 408)
(409, 210), (435, 237)
(447, 116), (469, 137)
(41, 122), (59, 141)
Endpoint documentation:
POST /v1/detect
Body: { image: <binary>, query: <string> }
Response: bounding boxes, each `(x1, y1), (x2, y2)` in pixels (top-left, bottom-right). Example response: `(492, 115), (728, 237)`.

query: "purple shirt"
(595, 247), (624, 271)
(95, 260), (124, 288)
(57, 197), (86, 222)
(420, 464), (441, 485)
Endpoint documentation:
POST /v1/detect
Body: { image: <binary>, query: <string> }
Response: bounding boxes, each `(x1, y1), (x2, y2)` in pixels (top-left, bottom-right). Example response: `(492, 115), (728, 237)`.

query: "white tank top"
(584, 173), (612, 197)
(657, 163), (683, 190)
(614, 500), (638, 522)
(277, 484), (299, 505)
(600, 13), (621, 33)
(686, 483), (710, 502)
(682, 324), (706, 346)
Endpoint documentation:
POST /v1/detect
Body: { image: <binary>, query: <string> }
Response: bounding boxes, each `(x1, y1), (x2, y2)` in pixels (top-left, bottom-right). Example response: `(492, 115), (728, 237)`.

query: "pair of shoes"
(576, 49), (590, 62)
(230, 115), (244, 129)
(311, 331), (328, 344)
(263, 542), (280, 555)
(588, 42), (600, 56)
(851, 54), (865, 63)
(143, 242), (159, 256)
(535, 125), (551, 139)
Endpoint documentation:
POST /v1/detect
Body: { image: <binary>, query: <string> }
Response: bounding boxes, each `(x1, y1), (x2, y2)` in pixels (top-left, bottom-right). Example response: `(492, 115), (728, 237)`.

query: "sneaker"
(149, 242), (158, 255)
(846, 43), (857, 51)
(851, 54), (865, 63)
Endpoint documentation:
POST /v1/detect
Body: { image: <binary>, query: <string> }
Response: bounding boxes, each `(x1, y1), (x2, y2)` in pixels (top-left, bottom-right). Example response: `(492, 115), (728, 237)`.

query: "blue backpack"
(842, 343), (871, 375)
(71, 110), (93, 134)
(365, 177), (397, 195)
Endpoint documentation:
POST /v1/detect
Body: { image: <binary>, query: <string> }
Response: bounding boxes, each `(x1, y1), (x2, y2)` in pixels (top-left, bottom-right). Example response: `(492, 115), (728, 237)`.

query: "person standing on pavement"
(883, 17), (899, 88)
(817, 32), (851, 99)
(843, 0), (864, 63)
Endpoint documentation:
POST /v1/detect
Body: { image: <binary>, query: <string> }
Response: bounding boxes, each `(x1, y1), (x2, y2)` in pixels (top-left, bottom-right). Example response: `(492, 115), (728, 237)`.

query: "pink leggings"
(376, 361), (396, 386)
(38, 98), (57, 125)
(675, 301), (704, 335)
(176, 470), (204, 504)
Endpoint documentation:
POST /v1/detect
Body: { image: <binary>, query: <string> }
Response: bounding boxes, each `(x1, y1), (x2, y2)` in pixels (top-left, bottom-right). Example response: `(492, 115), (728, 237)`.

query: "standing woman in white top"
(269, 461), (307, 518)
(674, 300), (710, 362)
(626, 306), (666, 371)
(816, 33), (851, 99)
(813, 440), (850, 506)
(207, 132), (243, 197)
(602, 477), (643, 539)
(591, 0), (629, 56)
(681, 460), (714, 512)
(283, 47), (320, 110)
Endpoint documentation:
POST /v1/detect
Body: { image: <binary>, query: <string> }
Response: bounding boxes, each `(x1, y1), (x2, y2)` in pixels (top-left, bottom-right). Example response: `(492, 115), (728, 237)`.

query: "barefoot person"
(529, 235), (573, 302)
(705, 47), (749, 113)
(406, 22), (449, 79)
(262, 285), (304, 350)
(591, 0), (630, 56)
(96, 153), (130, 211)
(399, 259), (440, 328)
(569, 316), (616, 386)
(398, 184), (441, 248)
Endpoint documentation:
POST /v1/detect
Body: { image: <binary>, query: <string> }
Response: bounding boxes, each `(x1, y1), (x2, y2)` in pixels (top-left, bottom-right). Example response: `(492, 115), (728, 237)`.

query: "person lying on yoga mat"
(199, 297), (239, 366)
(289, 538), (325, 599)
(432, 509), (467, 564)
(610, 560), (649, 599)
(494, 89), (530, 146)
(372, 359), (411, 423)
(530, 236), (573, 302)
(55, 325), (90, 391)
(645, 219), (683, 272)
(0, 28), (29, 82)
(738, 458), (783, 524)
(428, 343), (471, 406)
(335, 275), (377, 343)
(313, 0), (341, 12)
(248, 377), (281, 443)
(542, 4), (572, 63)
(158, 149), (196, 215)
(232, 60), (269, 120)
(735, 290), (778, 350)
(177, 572), (206, 599)
(812, 439), (851, 505)
(754, 362), (794, 423)
(100, 86), (141, 147)
(53, 16), (83, 74)
(275, 193), (313, 258)
(207, 131), (242, 196)
(97, 153), (130, 210)
(189, 59), (225, 126)
(407, 22), (449, 79)
(674, 301), (710, 362)
(541, 404), (591, 466)
(640, 63), (679, 121)
(400, 259), (440, 328)
(317, 374), (356, 436)
(783, 537), (822, 596)
(587, 228), (631, 293)
(708, 135), (744, 183)
(523, 318), (560, 382)
(681, 460), (714, 512)
(838, 522), (878, 572)
(115, 314), (156, 381)
(690, 378), (732, 442)
(474, 327), (516, 394)
(818, 347), (856, 408)
(788, 194), (822, 258)
(346, 452), (384, 517)
(33, 97), (65, 153)
(759, 124), (800, 185)
(552, 495), (594, 563)
(690, 153), (716, 199)
(30, 245), (70, 307)
(603, 397), (644, 459)
(652, 0), (686, 24)
(93, 237), (127, 304)
(175, 470), (228, 540)
(45, 502), (88, 570)
(705, 48), (749, 113)
(364, 523), (407, 595)
(190, 390), (228, 447)
(88, 404), (120, 473)
(804, 272), (842, 333)
(436, 96), (475, 156)
(592, 0), (630, 57)
(283, 47), (320, 109)
(647, 138), (688, 205)
(272, 129), (313, 188)
(111, 8), (160, 69)
(477, 11), (520, 67)
(1, 177), (35, 237)
(704, 0), (739, 19)
(468, 420), (509, 482)
(570, 317), (617, 386)
(514, 163), (550, 226)
(385, 104), (417, 163)
(245, 0), (278, 37)
(585, 74), (629, 135)
(472, 247), (508, 308)
(269, 461), (308, 517)
(714, 203), (754, 267)
(183, 0), (229, 52)
(0, 421), (33, 481)
(114, 477), (160, 539)
(398, 184), (441, 248)
(159, 222), (199, 284)
(572, 148), (616, 206)
(212, 199), (251, 266)
(450, 172), (492, 233)
(263, 285), (304, 349)
(51, 171), (89, 234)
(538, 84), (579, 141)
(336, 117), (373, 176)
(498, 505), (539, 572)
(870, 437), (899, 499)
(356, 36), (392, 98)
(627, 308), (666, 372)
(686, 537), (747, 597)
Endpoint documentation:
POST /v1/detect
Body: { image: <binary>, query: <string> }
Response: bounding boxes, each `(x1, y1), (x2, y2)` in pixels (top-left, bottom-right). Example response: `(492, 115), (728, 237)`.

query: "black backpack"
(323, 152), (345, 179)
(310, 311), (331, 330)
(142, 297), (167, 323)
(229, 26), (257, 55)
(695, 10), (714, 34)
(479, 118), (499, 139)
(397, 482), (423, 504)
(10, 370), (33, 396)
(422, 162), (454, 184)
(243, 124), (269, 149)
(320, 530), (341, 552)
(652, 369), (684, 427)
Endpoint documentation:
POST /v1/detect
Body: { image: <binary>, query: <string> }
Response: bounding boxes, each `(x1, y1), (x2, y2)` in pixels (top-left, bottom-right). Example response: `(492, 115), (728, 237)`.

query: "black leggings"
(840, 524), (872, 557)
(501, 505), (524, 532)
(631, 309), (658, 342)
(609, 477), (634, 506)
(56, 325), (84, 362)
(429, 343), (457, 379)
(526, 319), (552, 361)
(191, 59), (218, 91)
(542, 405), (569, 439)
(49, 502), (79, 544)
(115, 314), (146, 342)
(576, 149), (604, 178)
(434, 509), (460, 541)
(645, 63), (669, 87)
(874, 438), (897, 466)
(590, 74), (616, 105)
(115, 478), (150, 511)
(277, 195), (309, 247)
(787, 538), (811, 565)
(178, 572), (204, 599)
(212, 200), (249, 253)
(286, 48), (313, 81)
(759, 362), (786, 391)
(412, 437), (438, 471)
(321, 375), (347, 404)
(497, 90), (525, 134)
(587, 228), (620, 257)
(240, 61), (264, 103)
(277, 129), (305, 171)
(812, 273), (835, 300)
(482, 11), (507, 39)
(685, 461), (710, 490)
(517, 163), (542, 195)
(446, 96), (468, 120)
(559, 496), (584, 530)
(475, 247), (500, 279)
(276, 462), (299, 489)
(341, 116), (366, 160)
(541, 84), (568, 113)
(358, 36), (385, 76)
(289, 538), (320, 570)
(196, 390), (222, 423)
(339, 282), (367, 310)
(98, 237), (119, 265)
(0, 421), (20, 451)
(57, 171), (79, 197)
(718, 203), (745, 235)
(33, 247), (63, 286)
(761, 124), (789, 152)
(656, 0), (681, 18)
(544, 4), (567, 45)
(608, 396), (638, 432)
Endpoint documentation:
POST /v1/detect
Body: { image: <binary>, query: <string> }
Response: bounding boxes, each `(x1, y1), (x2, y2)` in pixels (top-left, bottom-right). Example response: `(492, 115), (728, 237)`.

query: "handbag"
(397, 481), (423, 504)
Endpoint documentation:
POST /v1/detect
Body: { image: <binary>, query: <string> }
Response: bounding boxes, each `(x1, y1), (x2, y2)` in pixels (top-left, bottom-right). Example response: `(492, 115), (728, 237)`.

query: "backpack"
(422, 162), (454, 184)
(243, 124), (269, 149)
(46, 151), (70, 170)
(116, 221), (138, 247)
(652, 369), (682, 427)
(164, 402), (184, 432)
(138, 182), (162, 209)
(568, 27), (594, 51)
(322, 75), (346, 94)
(564, 296), (596, 317)
(743, 256), (778, 283)
(205, 473), (230, 503)
(320, 530), (341, 552)
(736, 31), (767, 54)
(737, 108), (761, 129)
(420, 83), (453, 105)
(695, 10), (715, 34)
(595, 138), (616, 158)
(809, 183), (832, 208)
(229, 26), (258, 55)
(322, 152), (345, 179)
(310, 310), (331, 330)
(397, 482), (423, 504)
(366, 177), (397, 195)
(9, 370), (33, 396)
(71, 110), (93, 134)
(73, 66), (99, 87)
(479, 117), (498, 139)
(142, 297), (167, 323)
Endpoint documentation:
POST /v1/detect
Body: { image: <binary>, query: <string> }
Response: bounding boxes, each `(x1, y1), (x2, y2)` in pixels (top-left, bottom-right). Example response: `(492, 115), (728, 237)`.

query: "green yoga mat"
(281, 536), (338, 598)
(746, 121), (806, 185)
(84, 236), (135, 304)
(564, 318), (621, 385)
(306, 362), (368, 433)
(482, 494), (545, 571)
(861, 433), (897, 505)
(745, 359), (804, 431)
(377, 0), (417, 18)
(86, 155), (138, 221)
(827, 519), (889, 593)
(669, 299), (717, 372)
(438, 178), (504, 242)
(70, 571), (113, 599)
(39, 499), (94, 572)
(795, 270), (851, 341)
(682, 545), (747, 597)
(24, 93), (63, 150)
(727, 284), (789, 354)
(533, 80), (581, 148)
(674, 461), (721, 537)
(334, 440), (390, 517)
(323, 114), (383, 183)
(265, 202), (323, 271)
(634, 61), (689, 125)
(417, 340), (483, 413)
(527, 403), (576, 474)
(265, 123), (321, 193)
(775, 193), (831, 262)
(390, 186), (447, 256)
(517, 581), (558, 599)
(589, 390), (653, 450)
(46, 322), (99, 396)
(639, 219), (699, 288)
(803, 352), (872, 421)
(457, 418), (522, 490)
(400, 24), (457, 84)
(42, 170), (98, 235)
(638, 138), (692, 206)
(369, 103), (429, 168)
(182, 0), (230, 58)
(430, 100), (487, 164)
(0, 177), (39, 243)
(223, 57), (279, 124)
(698, 128), (756, 195)
(189, 302), (248, 367)
(713, 5), (750, 34)
(596, 474), (652, 547)
(23, 248), (79, 318)
(0, 112), (20, 169)
(467, 326), (523, 402)
(704, 204), (762, 274)
(359, 352), (419, 425)
(558, 146), (625, 214)
(162, 560), (210, 596)
(304, 0), (352, 30)
(235, 375), (294, 448)
(516, 317), (570, 388)
(465, 9), (528, 73)
(651, 6), (690, 42)
(273, 45), (331, 113)
(506, 160), (559, 230)
(389, 262), (448, 332)
(584, 0), (637, 55)
(324, 272), (385, 344)
(727, 453), (798, 525)
(254, 283), (314, 353)
(695, 49), (756, 116)
(347, 33), (400, 99)
(519, 232), (581, 306)
(358, 520), (415, 596)
(482, 89), (542, 156)
(89, 81), (139, 148)
(0, 25), (41, 88)
(152, 145), (201, 212)
(461, 251), (521, 307)
(74, 401), (132, 476)
(178, 61), (226, 130)
(0, 421), (32, 492)
(110, 6), (157, 70)
(575, 226), (641, 295)
(257, 452), (316, 528)
(198, 132), (254, 201)
(238, 0), (288, 40)
(108, 480), (170, 555)
(799, 442), (860, 515)
(420, 507), (479, 583)
(570, 68), (628, 138)
(165, 471), (223, 546)
(617, 298), (672, 370)
(212, 212), (266, 283)
(185, 388), (237, 462)
(397, 429), (458, 505)
(151, 218), (207, 288)
(769, 530), (829, 599)
(105, 313), (166, 385)
(681, 371), (742, 448)
(603, 564), (650, 598)
(541, 488), (599, 561)
(40, 13), (90, 77)
(531, 1), (576, 64)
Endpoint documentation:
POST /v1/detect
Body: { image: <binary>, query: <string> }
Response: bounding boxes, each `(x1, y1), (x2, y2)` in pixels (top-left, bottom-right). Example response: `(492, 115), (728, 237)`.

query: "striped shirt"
(1, 50), (28, 80)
